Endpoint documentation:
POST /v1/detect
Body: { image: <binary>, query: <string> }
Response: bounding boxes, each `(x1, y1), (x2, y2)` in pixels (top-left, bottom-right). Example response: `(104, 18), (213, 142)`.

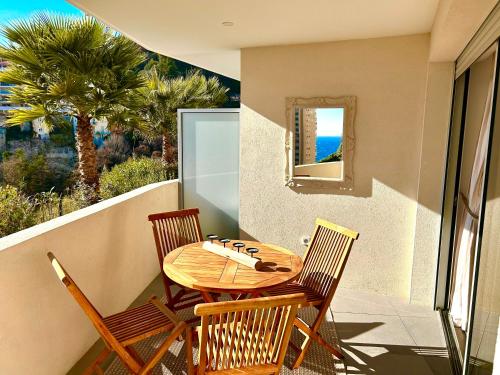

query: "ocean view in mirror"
(316, 136), (342, 162)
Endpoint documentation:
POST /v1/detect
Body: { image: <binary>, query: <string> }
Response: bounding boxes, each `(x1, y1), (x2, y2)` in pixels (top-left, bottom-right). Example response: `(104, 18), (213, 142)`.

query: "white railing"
(0, 180), (179, 375)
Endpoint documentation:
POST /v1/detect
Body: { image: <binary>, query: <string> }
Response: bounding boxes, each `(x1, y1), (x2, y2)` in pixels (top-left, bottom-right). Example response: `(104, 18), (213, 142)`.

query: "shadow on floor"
(333, 321), (451, 375)
(69, 276), (451, 375)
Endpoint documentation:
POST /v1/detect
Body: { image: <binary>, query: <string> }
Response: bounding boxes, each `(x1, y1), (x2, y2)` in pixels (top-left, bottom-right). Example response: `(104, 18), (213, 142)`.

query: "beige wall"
(294, 161), (343, 179)
(240, 34), (452, 302)
(430, 0), (497, 62)
(410, 62), (455, 305)
(0, 181), (178, 375)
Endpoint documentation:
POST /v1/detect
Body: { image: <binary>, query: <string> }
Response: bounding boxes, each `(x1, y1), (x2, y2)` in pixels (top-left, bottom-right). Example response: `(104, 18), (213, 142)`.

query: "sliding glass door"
(467, 48), (500, 375)
(437, 42), (500, 375)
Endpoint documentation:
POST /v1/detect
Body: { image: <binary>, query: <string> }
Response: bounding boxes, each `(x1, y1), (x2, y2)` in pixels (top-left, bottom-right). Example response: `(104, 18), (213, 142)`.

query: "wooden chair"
(47, 252), (192, 375)
(194, 294), (306, 374)
(265, 218), (359, 369)
(148, 208), (205, 311)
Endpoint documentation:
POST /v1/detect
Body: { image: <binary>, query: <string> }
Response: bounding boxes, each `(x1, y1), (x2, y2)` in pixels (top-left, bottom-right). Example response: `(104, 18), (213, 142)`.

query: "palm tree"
(0, 14), (145, 192)
(136, 69), (228, 164)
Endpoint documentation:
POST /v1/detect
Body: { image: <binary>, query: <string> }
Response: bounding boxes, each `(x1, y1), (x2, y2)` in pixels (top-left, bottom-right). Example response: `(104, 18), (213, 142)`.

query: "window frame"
(284, 96), (356, 190)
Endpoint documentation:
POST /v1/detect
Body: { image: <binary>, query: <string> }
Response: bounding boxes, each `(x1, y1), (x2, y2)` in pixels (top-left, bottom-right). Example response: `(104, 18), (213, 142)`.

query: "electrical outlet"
(300, 235), (311, 247)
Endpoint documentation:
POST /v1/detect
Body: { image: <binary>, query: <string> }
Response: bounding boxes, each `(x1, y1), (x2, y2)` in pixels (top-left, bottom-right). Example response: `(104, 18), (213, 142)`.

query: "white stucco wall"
(410, 62), (455, 305)
(0, 181), (179, 375)
(239, 34), (452, 303)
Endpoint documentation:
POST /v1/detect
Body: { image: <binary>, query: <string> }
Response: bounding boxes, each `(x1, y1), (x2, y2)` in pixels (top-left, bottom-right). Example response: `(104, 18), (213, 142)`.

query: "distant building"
(0, 60), (31, 141)
(0, 60), (15, 124)
(90, 118), (111, 147)
(31, 118), (50, 140)
(0, 59), (111, 148)
(0, 127), (5, 153)
(301, 108), (317, 165)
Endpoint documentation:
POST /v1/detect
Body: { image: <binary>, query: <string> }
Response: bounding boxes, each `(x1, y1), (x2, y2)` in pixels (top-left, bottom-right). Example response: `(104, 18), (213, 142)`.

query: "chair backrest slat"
(149, 208), (202, 258)
(195, 294), (305, 374)
(298, 218), (359, 302)
(148, 208), (203, 297)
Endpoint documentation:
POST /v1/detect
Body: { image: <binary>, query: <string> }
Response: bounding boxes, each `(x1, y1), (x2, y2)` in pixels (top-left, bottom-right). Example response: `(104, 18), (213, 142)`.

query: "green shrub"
(0, 185), (36, 237)
(49, 123), (75, 147)
(61, 181), (95, 214)
(96, 134), (132, 171)
(33, 189), (62, 223)
(0, 150), (72, 195)
(99, 157), (177, 199)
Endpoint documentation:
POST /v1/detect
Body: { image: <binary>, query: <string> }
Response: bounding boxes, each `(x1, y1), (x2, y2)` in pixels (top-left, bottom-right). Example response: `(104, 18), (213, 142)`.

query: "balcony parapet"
(0, 180), (179, 374)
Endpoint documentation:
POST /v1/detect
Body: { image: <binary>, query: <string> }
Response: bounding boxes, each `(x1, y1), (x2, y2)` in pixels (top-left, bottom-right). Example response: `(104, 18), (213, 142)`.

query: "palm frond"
(0, 12), (146, 125)
(4, 105), (48, 125)
(137, 68), (229, 137)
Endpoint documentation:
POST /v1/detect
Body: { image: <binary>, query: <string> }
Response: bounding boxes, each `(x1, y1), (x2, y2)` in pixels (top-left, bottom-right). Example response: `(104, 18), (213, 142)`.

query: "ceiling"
(69, 0), (440, 79)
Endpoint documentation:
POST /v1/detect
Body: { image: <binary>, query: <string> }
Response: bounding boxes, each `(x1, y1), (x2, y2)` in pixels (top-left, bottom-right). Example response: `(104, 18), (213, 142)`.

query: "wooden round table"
(163, 240), (303, 302)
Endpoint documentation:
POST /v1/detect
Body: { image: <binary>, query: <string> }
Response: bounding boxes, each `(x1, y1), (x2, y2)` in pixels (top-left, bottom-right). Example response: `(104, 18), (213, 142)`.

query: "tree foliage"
(96, 134), (132, 171)
(0, 14), (146, 189)
(99, 157), (177, 199)
(0, 14), (145, 125)
(143, 54), (179, 78)
(0, 150), (72, 194)
(131, 68), (228, 162)
(0, 185), (36, 237)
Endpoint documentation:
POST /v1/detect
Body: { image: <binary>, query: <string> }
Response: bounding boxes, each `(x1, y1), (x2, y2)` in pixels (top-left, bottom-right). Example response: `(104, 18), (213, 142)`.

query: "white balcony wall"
(240, 34), (453, 305)
(0, 180), (179, 375)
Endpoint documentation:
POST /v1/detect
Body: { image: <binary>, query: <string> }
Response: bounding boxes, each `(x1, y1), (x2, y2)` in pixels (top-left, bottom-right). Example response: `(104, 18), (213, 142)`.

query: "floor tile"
(386, 296), (437, 318)
(400, 316), (452, 375)
(333, 288), (398, 316)
(343, 349), (434, 375)
(334, 312), (415, 346)
(400, 315), (446, 347)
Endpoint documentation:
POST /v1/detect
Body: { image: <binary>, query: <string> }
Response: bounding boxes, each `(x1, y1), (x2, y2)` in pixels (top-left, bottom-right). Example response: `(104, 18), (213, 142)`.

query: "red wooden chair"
(194, 294), (306, 374)
(148, 208), (205, 311)
(266, 218), (359, 368)
(47, 252), (192, 375)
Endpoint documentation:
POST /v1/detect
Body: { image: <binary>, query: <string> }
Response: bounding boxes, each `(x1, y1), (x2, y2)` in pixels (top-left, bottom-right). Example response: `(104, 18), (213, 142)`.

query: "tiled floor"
(332, 288), (452, 374)
(70, 278), (452, 374)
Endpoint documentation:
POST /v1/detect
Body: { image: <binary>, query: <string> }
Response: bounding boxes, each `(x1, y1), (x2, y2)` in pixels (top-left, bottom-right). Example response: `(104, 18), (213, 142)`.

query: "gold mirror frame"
(285, 96), (356, 190)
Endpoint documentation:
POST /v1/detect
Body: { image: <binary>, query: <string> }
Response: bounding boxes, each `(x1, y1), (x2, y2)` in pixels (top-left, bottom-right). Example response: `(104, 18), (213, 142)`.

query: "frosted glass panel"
(180, 111), (239, 239)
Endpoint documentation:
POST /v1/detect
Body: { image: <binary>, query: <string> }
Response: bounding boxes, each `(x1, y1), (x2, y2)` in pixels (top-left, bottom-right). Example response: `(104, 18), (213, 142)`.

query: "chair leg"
(292, 335), (314, 369)
(126, 346), (145, 366)
(83, 347), (112, 375)
(292, 313), (344, 369)
(186, 327), (194, 375)
(139, 322), (187, 375)
(200, 291), (217, 303)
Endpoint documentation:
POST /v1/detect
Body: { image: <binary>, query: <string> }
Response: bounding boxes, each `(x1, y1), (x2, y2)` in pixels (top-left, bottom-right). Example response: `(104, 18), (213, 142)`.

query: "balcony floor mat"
(104, 297), (346, 375)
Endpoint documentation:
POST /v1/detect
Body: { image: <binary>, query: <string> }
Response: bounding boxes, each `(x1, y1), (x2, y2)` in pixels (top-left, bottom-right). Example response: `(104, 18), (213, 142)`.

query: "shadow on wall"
(240, 35), (446, 214)
(241, 97), (427, 202)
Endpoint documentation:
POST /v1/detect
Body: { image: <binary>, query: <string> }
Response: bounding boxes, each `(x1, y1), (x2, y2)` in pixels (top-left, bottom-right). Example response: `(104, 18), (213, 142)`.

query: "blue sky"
(316, 108), (344, 137)
(0, 0), (82, 37)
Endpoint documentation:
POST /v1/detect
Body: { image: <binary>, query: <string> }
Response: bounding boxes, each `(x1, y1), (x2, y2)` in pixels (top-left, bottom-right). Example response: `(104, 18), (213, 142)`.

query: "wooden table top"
(163, 240), (303, 293)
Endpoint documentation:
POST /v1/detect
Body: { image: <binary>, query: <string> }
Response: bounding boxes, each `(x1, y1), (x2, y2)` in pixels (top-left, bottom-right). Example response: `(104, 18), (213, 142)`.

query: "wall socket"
(300, 235), (311, 247)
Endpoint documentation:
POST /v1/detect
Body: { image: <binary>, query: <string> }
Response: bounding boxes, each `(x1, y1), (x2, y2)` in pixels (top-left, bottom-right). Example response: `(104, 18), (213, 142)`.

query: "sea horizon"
(316, 136), (342, 161)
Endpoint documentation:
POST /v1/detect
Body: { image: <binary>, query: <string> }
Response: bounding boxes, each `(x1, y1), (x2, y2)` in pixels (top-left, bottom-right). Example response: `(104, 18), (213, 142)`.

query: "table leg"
(200, 291), (217, 303)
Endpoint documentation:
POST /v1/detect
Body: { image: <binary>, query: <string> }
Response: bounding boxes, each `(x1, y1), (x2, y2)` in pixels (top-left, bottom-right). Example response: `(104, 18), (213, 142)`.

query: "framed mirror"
(285, 96), (356, 189)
